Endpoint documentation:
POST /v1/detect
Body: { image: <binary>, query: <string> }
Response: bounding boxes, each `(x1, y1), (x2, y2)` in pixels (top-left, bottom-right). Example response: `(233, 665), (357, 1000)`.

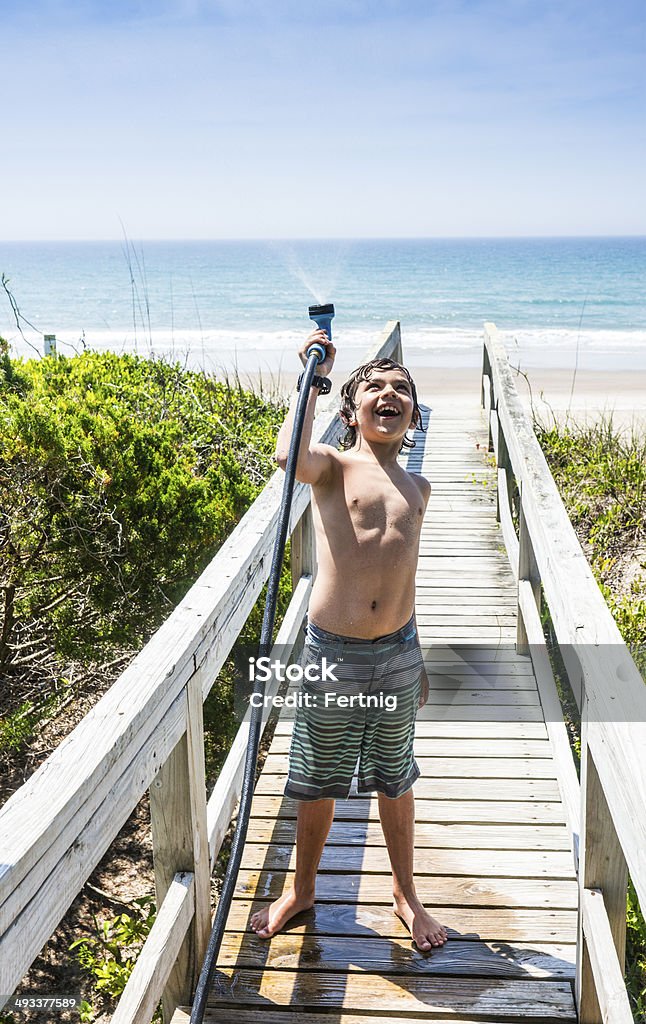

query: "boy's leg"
(250, 796), (335, 938)
(378, 787), (448, 949)
(357, 626), (447, 949)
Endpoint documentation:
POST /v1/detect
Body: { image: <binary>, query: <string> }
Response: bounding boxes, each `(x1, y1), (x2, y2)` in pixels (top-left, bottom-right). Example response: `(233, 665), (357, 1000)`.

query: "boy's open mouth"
(375, 404), (401, 418)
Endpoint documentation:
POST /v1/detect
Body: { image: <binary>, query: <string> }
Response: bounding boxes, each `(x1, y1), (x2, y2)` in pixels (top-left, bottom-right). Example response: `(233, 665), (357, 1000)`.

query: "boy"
(250, 329), (448, 950)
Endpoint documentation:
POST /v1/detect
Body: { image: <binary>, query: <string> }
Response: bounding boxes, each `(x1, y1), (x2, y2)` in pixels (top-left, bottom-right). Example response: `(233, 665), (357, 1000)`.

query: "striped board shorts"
(284, 612), (424, 801)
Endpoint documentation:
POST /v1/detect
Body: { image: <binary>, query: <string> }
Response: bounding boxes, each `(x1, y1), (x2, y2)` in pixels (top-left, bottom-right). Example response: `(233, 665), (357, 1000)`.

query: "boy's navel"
(371, 600), (377, 610)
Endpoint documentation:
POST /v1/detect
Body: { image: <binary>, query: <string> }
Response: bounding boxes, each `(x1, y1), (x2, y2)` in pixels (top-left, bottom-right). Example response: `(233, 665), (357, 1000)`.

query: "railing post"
(391, 321), (403, 363)
(495, 420), (513, 525)
(577, 719), (628, 1023)
(481, 339), (494, 452)
(481, 340), (490, 410)
(516, 499), (540, 655)
(291, 504), (316, 591)
(149, 669), (211, 1022)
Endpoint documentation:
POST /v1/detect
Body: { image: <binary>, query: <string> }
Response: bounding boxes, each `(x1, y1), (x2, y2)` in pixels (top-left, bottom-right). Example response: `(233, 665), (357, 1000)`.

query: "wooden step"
(202, 970), (576, 1020)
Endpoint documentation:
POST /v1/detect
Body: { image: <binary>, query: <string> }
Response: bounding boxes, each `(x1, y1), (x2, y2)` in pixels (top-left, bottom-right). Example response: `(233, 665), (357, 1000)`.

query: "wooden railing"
(482, 322), (646, 1024)
(0, 322), (402, 1024)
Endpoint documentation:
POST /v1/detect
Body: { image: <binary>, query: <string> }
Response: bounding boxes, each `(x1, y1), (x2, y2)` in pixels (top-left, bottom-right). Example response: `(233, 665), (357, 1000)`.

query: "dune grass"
(535, 411), (646, 1020)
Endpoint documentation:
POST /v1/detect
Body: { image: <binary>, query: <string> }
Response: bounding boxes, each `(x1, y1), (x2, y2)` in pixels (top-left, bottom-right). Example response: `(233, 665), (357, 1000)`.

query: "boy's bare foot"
(393, 892), (448, 950)
(250, 888), (315, 939)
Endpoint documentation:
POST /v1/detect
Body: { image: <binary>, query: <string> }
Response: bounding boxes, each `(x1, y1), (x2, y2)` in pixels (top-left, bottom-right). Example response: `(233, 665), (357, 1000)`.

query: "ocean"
(0, 238), (644, 376)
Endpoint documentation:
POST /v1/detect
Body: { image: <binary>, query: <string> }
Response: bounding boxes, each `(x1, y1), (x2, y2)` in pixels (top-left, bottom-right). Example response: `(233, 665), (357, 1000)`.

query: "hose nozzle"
(307, 303), (335, 363)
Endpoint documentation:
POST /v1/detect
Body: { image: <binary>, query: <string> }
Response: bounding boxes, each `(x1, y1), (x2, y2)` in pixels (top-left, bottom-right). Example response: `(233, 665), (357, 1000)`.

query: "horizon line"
(2, 233), (646, 244)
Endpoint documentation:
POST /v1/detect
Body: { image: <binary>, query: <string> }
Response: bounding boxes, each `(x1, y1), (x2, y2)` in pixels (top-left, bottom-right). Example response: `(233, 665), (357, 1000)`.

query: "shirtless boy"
(250, 329), (448, 951)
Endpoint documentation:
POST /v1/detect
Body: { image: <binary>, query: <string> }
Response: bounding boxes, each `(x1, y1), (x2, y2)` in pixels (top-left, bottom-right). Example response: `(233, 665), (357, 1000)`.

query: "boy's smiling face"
(352, 368), (417, 444)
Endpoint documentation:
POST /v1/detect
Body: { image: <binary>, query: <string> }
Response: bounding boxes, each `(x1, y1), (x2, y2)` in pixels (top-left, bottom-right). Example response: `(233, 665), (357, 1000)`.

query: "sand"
(234, 363), (646, 436)
(414, 366), (646, 435)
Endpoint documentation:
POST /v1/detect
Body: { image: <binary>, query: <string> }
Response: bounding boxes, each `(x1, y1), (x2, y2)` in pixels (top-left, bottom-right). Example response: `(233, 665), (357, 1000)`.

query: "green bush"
(1, 342), (292, 1017)
(535, 415), (646, 648)
(70, 895), (159, 1022)
(0, 347), (286, 669)
(536, 413), (646, 1020)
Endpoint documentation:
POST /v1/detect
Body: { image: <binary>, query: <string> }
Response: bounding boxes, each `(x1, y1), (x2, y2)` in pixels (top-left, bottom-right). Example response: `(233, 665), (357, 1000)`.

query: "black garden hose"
(190, 348), (323, 1023)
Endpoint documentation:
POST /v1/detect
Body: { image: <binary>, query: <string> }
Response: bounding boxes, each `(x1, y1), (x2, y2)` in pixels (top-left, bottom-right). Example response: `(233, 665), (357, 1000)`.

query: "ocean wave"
(5, 325), (646, 371)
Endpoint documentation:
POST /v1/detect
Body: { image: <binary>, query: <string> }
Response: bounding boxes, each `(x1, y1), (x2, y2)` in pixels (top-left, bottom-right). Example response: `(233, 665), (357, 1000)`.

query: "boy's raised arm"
(274, 330), (338, 487)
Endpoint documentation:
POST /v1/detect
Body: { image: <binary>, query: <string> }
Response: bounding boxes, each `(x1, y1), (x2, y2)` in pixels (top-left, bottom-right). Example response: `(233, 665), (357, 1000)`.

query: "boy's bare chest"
(345, 471), (424, 536)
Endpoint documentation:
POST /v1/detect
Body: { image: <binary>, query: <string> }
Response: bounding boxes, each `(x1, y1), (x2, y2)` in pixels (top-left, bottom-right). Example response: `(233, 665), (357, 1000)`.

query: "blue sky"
(2, 0), (645, 238)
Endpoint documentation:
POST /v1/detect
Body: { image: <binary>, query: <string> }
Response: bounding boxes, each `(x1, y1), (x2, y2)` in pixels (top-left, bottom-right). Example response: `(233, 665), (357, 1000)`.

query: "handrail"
(189, 331), (332, 1024)
(0, 321), (402, 1022)
(482, 322), (645, 1024)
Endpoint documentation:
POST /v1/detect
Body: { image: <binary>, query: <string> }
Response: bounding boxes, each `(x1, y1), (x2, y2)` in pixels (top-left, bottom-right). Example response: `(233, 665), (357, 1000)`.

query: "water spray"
(190, 305), (335, 1024)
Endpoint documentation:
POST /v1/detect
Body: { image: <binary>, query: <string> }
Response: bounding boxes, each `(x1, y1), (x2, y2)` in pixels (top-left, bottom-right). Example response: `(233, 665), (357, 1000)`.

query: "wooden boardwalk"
(3, 322), (641, 1024)
(172, 396), (578, 1023)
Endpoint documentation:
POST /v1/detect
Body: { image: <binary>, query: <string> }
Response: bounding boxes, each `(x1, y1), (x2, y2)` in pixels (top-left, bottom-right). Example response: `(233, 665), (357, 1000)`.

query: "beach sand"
(236, 363), (646, 435)
(415, 365), (646, 435)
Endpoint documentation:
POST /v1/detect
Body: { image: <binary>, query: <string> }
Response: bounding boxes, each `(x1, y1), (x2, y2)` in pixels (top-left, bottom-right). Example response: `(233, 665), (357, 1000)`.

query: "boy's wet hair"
(339, 357), (424, 452)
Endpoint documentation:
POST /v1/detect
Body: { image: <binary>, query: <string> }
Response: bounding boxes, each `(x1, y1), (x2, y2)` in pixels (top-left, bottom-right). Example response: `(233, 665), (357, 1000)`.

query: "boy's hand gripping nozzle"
(307, 303), (335, 362)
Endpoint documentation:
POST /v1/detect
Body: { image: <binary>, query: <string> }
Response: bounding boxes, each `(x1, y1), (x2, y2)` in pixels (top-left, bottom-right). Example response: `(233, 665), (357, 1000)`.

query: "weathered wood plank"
(416, 649), (533, 665)
(414, 558), (508, 569)
(225, 900), (578, 942)
(149, 672), (210, 1011)
(240, 844), (575, 880)
(418, 517), (501, 524)
(408, 705), (543, 721)
(416, 593), (517, 603)
(498, 467), (520, 578)
(425, 672), (536, 686)
(578, 742), (629, 1021)
(423, 507), (499, 516)
(254, 774), (562, 802)
(423, 651), (529, 663)
(418, 546), (504, 554)
(290, 504), (315, 592)
(234, 870), (578, 908)
(424, 691), (540, 707)
(263, 754), (557, 779)
(267, 735), (555, 758)
(419, 533), (502, 541)
(415, 578), (516, 588)
(419, 633), (520, 644)
(416, 540), (506, 548)
(205, 969), (576, 1019)
(282, 690), (541, 711)
(278, 704), (543, 722)
(177, 1008), (574, 1024)
(417, 608), (519, 618)
(426, 679), (537, 693)
(422, 663), (536, 676)
(273, 719), (547, 738)
(414, 587), (518, 596)
(111, 872), (194, 1024)
(249, 795), (567, 825)
(415, 614), (518, 626)
(245, 818), (569, 849)
(579, 887), (633, 1024)
(218, 931), (576, 979)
